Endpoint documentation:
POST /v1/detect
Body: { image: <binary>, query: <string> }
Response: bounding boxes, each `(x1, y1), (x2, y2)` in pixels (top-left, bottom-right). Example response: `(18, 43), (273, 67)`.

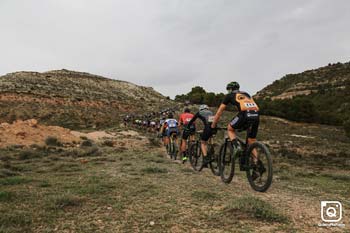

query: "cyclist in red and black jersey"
(178, 108), (195, 162)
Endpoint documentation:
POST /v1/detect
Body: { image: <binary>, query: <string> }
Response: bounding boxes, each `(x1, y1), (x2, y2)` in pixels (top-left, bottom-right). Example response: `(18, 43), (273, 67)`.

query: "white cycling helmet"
(199, 104), (209, 111)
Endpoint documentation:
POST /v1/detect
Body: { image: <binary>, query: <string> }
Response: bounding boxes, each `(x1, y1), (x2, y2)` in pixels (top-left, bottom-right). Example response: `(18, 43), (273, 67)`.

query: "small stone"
(150, 221), (155, 226)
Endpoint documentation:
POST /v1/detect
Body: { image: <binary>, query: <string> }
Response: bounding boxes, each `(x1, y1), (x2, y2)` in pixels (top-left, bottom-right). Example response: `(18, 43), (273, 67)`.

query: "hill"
(0, 69), (172, 129)
(255, 62), (350, 126)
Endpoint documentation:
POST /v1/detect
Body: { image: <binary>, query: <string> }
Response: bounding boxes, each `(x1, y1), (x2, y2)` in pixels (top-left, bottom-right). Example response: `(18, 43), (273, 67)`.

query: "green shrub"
(344, 119), (350, 138)
(0, 191), (15, 202)
(80, 140), (93, 147)
(102, 140), (114, 147)
(18, 149), (42, 160)
(45, 136), (63, 147)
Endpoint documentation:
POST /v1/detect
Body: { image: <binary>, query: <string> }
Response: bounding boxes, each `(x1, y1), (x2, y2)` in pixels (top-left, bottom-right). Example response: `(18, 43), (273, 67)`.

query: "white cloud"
(0, 0), (349, 98)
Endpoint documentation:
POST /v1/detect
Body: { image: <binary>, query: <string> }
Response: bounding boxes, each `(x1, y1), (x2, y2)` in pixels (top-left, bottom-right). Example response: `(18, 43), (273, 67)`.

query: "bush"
(18, 149), (43, 160)
(45, 136), (63, 147)
(102, 140), (114, 147)
(344, 119), (350, 138)
(80, 140), (93, 147)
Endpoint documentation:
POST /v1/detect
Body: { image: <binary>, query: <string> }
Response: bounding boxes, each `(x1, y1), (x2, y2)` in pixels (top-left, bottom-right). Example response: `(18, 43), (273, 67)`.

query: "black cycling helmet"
(168, 113), (174, 118)
(184, 108), (190, 113)
(226, 81), (240, 91)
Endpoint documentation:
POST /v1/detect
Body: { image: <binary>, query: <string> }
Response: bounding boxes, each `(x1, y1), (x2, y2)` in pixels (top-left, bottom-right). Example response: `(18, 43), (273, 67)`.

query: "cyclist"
(150, 121), (156, 132)
(211, 81), (263, 179)
(185, 104), (216, 168)
(161, 113), (179, 150)
(159, 114), (167, 145)
(178, 108), (195, 162)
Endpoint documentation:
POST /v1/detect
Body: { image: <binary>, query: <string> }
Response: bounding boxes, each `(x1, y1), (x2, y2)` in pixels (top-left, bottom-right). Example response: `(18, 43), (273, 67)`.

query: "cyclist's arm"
(187, 113), (198, 127)
(160, 122), (165, 133)
(178, 116), (183, 130)
(211, 104), (226, 128)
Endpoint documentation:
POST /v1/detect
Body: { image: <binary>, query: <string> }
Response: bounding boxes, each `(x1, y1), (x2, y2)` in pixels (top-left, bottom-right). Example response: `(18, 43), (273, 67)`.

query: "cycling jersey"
(179, 113), (195, 126)
(222, 91), (259, 112)
(164, 119), (178, 129)
(164, 118), (178, 137)
(188, 109), (214, 127)
(188, 110), (215, 141)
(223, 90), (260, 139)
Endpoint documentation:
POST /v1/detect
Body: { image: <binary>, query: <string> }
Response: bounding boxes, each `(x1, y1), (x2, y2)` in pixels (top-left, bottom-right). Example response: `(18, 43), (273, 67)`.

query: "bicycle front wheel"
(189, 142), (202, 171)
(209, 144), (220, 176)
(219, 142), (235, 184)
(245, 142), (273, 192)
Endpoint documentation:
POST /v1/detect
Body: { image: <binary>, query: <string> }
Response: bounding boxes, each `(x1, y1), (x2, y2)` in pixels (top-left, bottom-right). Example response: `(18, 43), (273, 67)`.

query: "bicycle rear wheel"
(209, 144), (220, 176)
(245, 142), (273, 192)
(219, 142), (235, 183)
(189, 142), (202, 171)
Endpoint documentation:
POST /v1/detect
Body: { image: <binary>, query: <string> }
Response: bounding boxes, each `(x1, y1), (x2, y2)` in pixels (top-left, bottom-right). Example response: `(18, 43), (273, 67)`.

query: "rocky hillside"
(255, 62), (350, 100)
(255, 62), (350, 126)
(0, 69), (172, 129)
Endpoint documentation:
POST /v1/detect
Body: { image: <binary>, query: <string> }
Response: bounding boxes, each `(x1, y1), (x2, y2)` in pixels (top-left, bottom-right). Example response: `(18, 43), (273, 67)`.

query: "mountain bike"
(219, 130), (273, 192)
(167, 132), (178, 160)
(189, 129), (222, 175)
(180, 136), (193, 164)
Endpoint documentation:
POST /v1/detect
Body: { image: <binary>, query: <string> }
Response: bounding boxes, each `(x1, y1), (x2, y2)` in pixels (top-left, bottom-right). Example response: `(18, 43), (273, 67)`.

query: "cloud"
(0, 0), (349, 98)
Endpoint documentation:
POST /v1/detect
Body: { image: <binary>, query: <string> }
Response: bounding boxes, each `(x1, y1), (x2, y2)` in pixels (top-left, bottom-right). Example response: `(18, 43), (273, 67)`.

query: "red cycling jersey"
(179, 113), (195, 126)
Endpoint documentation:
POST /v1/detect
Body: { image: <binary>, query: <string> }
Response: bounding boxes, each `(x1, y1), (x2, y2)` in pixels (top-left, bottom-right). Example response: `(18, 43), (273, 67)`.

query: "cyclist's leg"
(228, 112), (244, 145)
(201, 140), (208, 156)
(247, 116), (260, 162)
(201, 126), (213, 165)
(227, 124), (236, 141)
(165, 129), (170, 146)
(181, 131), (188, 155)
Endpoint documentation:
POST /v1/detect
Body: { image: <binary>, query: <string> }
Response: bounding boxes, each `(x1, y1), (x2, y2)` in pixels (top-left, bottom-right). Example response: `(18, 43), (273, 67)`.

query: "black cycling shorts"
(182, 125), (196, 140)
(201, 126), (213, 141)
(230, 111), (259, 139)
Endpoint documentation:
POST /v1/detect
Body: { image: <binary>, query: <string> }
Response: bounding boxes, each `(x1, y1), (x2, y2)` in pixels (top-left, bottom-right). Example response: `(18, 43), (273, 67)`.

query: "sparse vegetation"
(80, 139), (93, 147)
(225, 196), (289, 223)
(49, 193), (84, 210)
(0, 69), (174, 129)
(344, 119), (350, 138)
(0, 191), (15, 202)
(0, 176), (32, 185)
(142, 167), (168, 174)
(45, 136), (63, 147)
(102, 139), (114, 147)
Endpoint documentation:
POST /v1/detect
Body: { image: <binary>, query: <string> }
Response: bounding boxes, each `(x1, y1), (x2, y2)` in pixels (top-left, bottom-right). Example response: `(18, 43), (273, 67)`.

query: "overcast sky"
(1, 0), (349, 98)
